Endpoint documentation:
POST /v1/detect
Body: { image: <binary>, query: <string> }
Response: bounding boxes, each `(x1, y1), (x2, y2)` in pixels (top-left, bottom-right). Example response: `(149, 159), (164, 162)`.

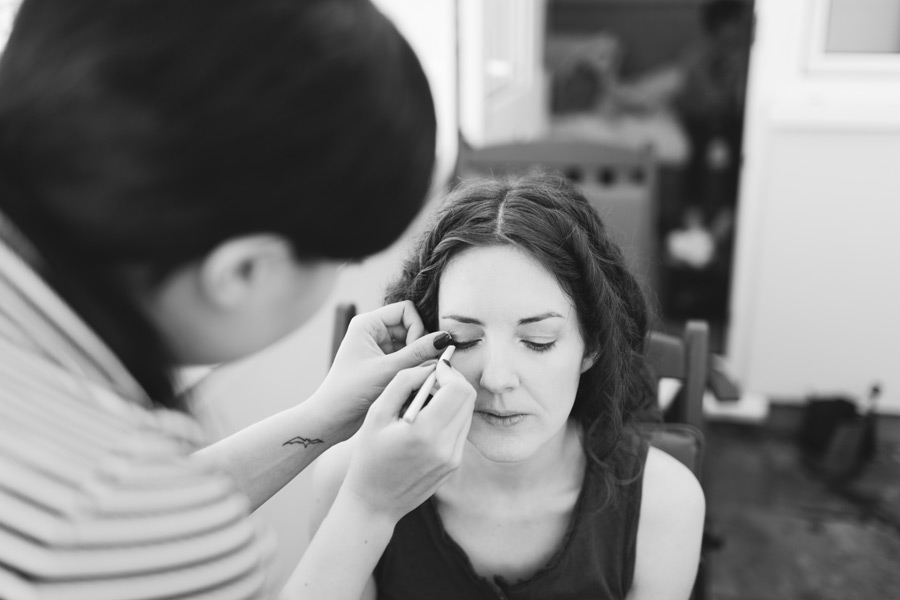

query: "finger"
(402, 307), (426, 346)
(430, 376), (475, 452)
(402, 346), (455, 421)
(374, 301), (426, 341)
(416, 375), (474, 465)
(384, 324), (414, 352)
(400, 370), (437, 422)
(387, 332), (453, 371)
(413, 360), (475, 426)
(360, 301), (426, 354)
(367, 364), (436, 422)
(424, 345), (456, 394)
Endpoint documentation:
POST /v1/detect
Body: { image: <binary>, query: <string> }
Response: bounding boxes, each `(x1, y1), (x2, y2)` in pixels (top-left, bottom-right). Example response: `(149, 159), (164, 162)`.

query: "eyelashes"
(524, 341), (556, 353)
(452, 339), (478, 351)
(451, 339), (557, 353)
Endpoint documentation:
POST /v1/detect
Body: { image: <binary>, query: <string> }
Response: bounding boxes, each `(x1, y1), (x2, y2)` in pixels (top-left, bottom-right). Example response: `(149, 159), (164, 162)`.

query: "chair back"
(458, 139), (655, 186)
(646, 320), (709, 431)
(331, 303), (357, 365)
(640, 320), (710, 481)
(457, 139), (659, 295)
(645, 320), (713, 600)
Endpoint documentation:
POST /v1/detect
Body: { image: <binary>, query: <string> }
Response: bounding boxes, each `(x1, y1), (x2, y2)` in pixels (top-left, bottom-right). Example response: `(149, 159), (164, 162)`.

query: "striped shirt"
(0, 222), (275, 599)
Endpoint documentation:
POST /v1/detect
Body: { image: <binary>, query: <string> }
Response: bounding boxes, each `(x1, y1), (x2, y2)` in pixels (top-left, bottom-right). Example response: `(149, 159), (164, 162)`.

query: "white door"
(458, 0), (548, 147)
(729, 0), (900, 413)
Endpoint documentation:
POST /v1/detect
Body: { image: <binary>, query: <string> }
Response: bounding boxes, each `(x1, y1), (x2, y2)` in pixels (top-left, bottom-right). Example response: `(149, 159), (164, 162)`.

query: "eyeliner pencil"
(403, 345), (456, 422)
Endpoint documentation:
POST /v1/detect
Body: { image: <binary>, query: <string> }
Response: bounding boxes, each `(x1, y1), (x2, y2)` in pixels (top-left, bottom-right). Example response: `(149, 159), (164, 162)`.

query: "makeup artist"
(0, 1), (474, 599)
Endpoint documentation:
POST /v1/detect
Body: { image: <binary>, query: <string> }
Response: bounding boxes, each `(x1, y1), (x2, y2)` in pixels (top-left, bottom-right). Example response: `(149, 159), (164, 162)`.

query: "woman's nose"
(478, 343), (519, 394)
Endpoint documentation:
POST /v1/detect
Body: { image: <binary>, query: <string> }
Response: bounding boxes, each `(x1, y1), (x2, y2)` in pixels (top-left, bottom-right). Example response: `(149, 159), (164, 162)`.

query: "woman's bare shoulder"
(627, 445), (705, 600)
(641, 445), (705, 520)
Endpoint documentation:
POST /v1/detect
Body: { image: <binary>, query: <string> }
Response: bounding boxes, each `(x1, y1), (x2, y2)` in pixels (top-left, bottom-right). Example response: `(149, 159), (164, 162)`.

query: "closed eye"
(452, 339), (480, 351)
(450, 339), (555, 352)
(524, 340), (556, 353)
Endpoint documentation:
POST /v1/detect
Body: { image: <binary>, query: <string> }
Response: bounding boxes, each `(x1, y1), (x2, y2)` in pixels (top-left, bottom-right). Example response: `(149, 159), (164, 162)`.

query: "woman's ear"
(580, 351), (599, 374)
(198, 234), (294, 309)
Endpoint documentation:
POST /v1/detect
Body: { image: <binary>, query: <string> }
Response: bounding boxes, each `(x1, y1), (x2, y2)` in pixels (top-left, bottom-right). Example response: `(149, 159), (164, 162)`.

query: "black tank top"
(374, 430), (649, 599)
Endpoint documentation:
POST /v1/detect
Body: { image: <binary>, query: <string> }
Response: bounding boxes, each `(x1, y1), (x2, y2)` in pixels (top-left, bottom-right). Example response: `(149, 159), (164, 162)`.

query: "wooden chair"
(646, 320), (709, 431)
(631, 321), (709, 485)
(331, 303), (357, 365)
(641, 320), (712, 600)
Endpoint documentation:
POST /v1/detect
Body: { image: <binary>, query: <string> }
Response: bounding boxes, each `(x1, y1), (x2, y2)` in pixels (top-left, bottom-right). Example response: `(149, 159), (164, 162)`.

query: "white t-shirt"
(0, 233), (275, 600)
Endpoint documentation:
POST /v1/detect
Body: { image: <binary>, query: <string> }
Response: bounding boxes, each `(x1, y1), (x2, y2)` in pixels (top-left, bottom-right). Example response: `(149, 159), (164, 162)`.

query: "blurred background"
(3, 1), (899, 597)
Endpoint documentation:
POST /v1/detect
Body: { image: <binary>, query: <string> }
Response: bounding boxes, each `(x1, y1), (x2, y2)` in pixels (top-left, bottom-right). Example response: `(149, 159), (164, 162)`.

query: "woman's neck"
(445, 420), (586, 500)
(432, 420), (588, 582)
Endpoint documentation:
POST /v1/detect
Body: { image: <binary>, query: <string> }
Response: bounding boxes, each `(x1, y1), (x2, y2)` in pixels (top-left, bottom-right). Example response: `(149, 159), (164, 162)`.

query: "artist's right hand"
(339, 358), (475, 523)
(311, 301), (453, 437)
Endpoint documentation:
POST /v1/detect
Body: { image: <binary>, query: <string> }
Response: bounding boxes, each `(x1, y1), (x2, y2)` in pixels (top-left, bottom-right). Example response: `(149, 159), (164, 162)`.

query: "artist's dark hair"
(385, 172), (654, 493)
(0, 0), (436, 409)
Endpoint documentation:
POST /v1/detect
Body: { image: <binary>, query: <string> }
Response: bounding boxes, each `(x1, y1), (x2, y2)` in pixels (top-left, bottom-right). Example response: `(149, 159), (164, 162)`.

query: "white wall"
(191, 0), (459, 589)
(0, 2), (16, 47)
(729, 0), (900, 412)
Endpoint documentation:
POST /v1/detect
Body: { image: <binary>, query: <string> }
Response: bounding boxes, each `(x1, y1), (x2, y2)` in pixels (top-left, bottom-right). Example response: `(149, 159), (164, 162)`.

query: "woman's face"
(437, 245), (593, 463)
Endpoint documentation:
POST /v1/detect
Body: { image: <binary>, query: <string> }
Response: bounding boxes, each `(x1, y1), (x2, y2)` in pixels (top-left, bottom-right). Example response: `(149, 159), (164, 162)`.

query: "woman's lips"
(475, 410), (527, 428)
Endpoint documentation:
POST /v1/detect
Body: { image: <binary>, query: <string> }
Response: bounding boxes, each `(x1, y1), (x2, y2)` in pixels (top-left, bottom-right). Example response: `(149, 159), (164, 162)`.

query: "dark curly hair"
(385, 172), (655, 486)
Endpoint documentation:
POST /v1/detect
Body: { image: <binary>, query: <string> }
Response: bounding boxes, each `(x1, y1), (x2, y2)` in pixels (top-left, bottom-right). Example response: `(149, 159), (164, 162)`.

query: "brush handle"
(402, 345), (456, 423)
(402, 370), (438, 423)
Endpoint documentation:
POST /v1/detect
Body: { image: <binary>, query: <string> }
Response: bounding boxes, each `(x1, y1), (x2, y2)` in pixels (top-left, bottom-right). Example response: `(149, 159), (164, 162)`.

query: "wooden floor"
(703, 423), (900, 600)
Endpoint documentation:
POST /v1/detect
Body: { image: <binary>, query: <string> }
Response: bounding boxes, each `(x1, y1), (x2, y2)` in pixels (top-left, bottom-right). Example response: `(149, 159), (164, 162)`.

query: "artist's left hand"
(310, 301), (453, 436)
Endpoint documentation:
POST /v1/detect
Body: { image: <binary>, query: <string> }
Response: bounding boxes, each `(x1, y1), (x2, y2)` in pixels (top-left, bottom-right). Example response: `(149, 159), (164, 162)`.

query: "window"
(808, 0), (900, 73)
(825, 0), (900, 54)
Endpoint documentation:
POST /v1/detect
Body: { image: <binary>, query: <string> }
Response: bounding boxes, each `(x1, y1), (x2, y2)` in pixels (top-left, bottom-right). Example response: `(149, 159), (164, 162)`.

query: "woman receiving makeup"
(0, 1), (475, 598)
(312, 172), (705, 599)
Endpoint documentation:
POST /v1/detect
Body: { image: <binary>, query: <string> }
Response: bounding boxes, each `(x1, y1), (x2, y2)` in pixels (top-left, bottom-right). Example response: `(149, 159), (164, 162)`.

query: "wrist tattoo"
(282, 436), (324, 448)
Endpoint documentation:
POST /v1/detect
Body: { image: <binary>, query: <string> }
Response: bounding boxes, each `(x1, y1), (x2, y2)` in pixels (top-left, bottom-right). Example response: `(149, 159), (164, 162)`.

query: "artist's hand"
(313, 301), (453, 435)
(340, 358), (475, 523)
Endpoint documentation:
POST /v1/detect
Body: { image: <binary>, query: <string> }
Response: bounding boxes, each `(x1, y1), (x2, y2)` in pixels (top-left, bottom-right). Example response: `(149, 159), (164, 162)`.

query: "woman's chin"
(468, 442), (530, 463)
(467, 420), (537, 463)
(466, 414), (576, 465)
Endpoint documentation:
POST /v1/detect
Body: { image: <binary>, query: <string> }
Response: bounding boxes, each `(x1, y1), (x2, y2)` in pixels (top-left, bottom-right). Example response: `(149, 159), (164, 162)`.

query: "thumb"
(368, 364), (435, 422)
(387, 331), (452, 370)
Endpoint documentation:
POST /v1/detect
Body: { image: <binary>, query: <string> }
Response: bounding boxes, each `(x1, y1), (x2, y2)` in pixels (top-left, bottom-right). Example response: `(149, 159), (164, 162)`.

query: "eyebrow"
(441, 312), (565, 326)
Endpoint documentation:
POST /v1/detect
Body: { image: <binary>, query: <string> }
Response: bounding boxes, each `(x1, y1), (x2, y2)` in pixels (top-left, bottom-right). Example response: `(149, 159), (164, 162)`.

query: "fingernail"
(441, 359), (452, 367)
(433, 332), (453, 350)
